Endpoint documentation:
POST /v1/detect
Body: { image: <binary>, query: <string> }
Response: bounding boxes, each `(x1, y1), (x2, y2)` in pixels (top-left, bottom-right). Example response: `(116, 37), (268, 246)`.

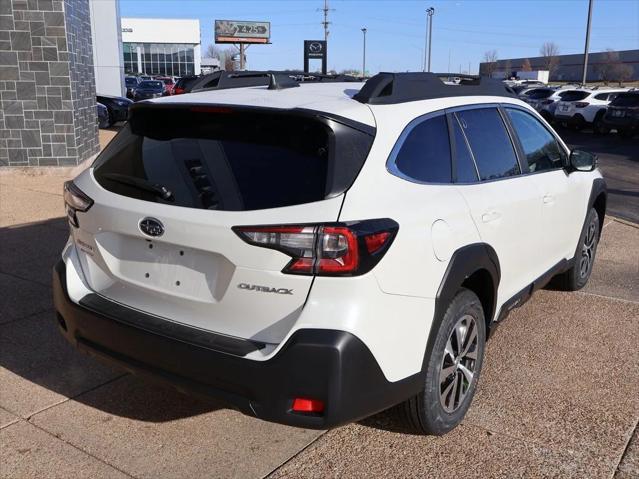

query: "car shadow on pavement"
(1, 217), (224, 423)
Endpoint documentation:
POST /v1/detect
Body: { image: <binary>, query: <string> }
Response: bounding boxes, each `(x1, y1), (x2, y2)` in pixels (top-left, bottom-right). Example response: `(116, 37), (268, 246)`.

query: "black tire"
(572, 114), (586, 131)
(394, 288), (486, 435)
(540, 110), (554, 124)
(593, 113), (609, 135)
(553, 207), (600, 291)
(619, 128), (635, 139)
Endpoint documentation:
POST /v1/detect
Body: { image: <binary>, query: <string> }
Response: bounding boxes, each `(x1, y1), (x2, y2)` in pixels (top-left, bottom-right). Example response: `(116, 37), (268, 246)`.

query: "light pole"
(581, 0), (594, 86)
(361, 28), (367, 78)
(426, 7), (435, 72)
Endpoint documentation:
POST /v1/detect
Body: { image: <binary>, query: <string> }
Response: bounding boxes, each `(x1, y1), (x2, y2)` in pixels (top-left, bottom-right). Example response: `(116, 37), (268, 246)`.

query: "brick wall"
(0, 0), (99, 166)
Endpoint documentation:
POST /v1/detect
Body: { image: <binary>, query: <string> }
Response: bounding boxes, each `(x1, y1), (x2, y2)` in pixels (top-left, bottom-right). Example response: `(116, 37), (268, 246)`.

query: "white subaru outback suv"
(554, 87), (627, 132)
(54, 72), (606, 435)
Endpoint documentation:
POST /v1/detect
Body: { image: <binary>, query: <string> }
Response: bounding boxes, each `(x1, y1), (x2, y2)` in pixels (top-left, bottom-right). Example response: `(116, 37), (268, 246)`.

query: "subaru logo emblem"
(139, 217), (164, 237)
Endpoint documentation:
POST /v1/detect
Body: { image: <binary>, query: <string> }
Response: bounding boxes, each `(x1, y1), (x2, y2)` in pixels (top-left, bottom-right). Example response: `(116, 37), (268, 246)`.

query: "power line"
(318, 0), (334, 42)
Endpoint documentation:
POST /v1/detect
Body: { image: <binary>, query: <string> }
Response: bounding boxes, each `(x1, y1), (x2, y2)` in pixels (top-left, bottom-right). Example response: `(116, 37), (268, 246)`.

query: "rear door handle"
(481, 210), (501, 223)
(543, 194), (555, 204)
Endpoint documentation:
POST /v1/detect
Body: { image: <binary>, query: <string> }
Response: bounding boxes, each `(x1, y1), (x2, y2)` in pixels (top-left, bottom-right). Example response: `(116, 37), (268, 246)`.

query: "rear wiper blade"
(102, 173), (174, 201)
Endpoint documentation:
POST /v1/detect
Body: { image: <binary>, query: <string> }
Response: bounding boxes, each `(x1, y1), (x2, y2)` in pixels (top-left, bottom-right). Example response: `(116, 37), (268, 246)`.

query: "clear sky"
(119, 0), (639, 74)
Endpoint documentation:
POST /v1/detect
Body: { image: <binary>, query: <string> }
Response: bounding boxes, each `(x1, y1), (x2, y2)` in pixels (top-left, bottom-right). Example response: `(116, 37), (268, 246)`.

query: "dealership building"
(121, 18), (201, 77)
(480, 49), (639, 82)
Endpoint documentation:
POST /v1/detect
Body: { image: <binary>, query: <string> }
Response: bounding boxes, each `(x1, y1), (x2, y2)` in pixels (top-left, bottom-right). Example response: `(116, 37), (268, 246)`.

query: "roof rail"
(353, 72), (515, 105)
(188, 70), (361, 94)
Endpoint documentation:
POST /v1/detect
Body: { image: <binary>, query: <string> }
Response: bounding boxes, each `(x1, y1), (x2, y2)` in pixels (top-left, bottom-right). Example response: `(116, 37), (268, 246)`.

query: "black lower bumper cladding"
(52, 260), (422, 429)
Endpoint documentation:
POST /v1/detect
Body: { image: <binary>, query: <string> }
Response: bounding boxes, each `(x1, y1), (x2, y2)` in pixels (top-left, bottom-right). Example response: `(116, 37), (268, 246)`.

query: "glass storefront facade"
(123, 43), (195, 76)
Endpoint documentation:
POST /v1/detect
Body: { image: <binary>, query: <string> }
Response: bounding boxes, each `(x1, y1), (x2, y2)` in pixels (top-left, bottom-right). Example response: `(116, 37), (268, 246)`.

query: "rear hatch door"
(72, 104), (375, 346)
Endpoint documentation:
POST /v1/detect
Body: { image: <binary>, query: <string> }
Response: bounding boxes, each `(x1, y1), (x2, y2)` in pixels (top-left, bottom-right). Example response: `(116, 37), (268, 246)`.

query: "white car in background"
(554, 88), (628, 133)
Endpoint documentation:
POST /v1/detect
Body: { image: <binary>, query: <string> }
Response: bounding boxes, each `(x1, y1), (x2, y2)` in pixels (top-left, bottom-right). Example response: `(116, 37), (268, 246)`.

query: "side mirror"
(569, 149), (597, 172)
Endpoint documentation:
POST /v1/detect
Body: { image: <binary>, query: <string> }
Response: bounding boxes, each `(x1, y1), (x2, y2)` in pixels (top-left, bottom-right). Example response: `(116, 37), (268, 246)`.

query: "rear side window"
(560, 90), (590, 102)
(610, 93), (639, 106)
(594, 93), (609, 101)
(451, 116), (478, 183)
(526, 89), (554, 100)
(455, 108), (520, 181)
(506, 108), (566, 173)
(393, 114), (451, 183)
(93, 106), (374, 211)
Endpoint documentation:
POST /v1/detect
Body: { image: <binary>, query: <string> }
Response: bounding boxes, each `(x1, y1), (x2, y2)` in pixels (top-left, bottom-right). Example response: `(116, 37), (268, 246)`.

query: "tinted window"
(526, 88), (555, 99)
(455, 108), (520, 181)
(93, 107), (373, 211)
(139, 81), (163, 89)
(125, 77), (137, 87)
(594, 93), (609, 101)
(560, 90), (590, 102)
(452, 117), (478, 183)
(394, 114), (451, 183)
(506, 108), (566, 173)
(611, 93), (639, 107)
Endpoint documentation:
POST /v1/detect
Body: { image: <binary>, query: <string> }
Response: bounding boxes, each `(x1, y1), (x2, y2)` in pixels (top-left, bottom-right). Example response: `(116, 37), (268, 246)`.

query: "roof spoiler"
(353, 72), (516, 105)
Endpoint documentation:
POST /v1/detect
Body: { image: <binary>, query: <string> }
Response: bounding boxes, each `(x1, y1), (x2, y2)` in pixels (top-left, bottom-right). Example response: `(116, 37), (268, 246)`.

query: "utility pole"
(581, 0), (594, 86)
(361, 28), (367, 78)
(422, 10), (428, 71)
(448, 49), (451, 72)
(319, 0), (333, 42)
(426, 7), (435, 72)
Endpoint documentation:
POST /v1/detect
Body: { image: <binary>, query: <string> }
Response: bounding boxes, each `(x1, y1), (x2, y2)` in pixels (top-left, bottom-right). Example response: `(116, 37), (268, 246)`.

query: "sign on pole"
(304, 40), (327, 74)
(215, 20), (270, 44)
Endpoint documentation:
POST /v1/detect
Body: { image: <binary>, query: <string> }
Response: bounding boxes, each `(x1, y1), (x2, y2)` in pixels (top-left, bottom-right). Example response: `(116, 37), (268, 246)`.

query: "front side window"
(455, 108), (520, 181)
(393, 114), (452, 183)
(505, 108), (567, 173)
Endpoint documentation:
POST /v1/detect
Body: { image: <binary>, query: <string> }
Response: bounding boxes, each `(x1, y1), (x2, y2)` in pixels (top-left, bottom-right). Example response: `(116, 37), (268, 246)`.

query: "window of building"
(123, 43), (196, 76)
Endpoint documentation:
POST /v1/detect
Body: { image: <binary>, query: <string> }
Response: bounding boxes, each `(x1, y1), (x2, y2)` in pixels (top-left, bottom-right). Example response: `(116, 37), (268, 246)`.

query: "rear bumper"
(554, 113), (588, 124)
(52, 259), (421, 429)
(603, 116), (639, 129)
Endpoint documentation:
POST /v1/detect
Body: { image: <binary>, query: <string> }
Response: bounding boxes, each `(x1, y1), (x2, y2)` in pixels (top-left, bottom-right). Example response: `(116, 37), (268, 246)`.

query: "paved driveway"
(1, 143), (637, 478)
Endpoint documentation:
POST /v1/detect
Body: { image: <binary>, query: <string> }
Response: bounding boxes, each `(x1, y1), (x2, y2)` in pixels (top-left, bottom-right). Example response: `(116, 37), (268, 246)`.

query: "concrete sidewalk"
(0, 169), (637, 478)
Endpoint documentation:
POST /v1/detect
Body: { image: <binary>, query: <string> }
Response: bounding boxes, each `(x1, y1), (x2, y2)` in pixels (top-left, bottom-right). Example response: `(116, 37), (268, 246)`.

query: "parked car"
(96, 94), (133, 126)
(172, 75), (200, 95)
(96, 102), (109, 129)
(133, 80), (166, 101)
(155, 77), (175, 96)
(125, 76), (139, 99)
(603, 90), (639, 138)
(554, 88), (627, 132)
(55, 72), (605, 435)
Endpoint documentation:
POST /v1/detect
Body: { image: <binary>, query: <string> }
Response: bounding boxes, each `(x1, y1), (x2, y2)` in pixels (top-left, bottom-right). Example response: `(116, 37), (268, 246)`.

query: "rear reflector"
(292, 398), (325, 413)
(233, 219), (398, 277)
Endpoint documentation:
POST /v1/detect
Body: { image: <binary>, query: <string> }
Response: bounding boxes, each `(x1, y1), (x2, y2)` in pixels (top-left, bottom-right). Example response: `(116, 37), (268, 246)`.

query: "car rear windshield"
(93, 105), (375, 211)
(125, 78), (137, 86)
(610, 93), (639, 107)
(559, 90), (590, 102)
(139, 81), (163, 89)
(526, 88), (555, 99)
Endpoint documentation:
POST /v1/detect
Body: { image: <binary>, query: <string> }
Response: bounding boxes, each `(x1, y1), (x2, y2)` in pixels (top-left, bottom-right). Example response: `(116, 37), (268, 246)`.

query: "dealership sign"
(215, 20), (270, 44)
(304, 40), (327, 74)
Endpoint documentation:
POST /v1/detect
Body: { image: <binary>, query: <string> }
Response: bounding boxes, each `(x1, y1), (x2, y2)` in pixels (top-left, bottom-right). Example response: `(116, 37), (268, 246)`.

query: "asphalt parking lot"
(0, 130), (637, 478)
(558, 128), (639, 224)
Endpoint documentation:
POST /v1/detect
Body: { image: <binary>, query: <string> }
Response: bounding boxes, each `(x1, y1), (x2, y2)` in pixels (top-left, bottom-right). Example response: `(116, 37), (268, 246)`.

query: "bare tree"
(204, 44), (237, 71)
(596, 49), (633, 85)
(482, 50), (499, 77)
(521, 58), (532, 72)
(540, 42), (560, 76)
(503, 59), (512, 79)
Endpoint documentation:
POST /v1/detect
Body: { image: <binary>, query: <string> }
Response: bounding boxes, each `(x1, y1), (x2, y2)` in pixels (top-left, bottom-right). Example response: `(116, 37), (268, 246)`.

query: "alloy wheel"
(439, 314), (479, 413)
(579, 217), (598, 279)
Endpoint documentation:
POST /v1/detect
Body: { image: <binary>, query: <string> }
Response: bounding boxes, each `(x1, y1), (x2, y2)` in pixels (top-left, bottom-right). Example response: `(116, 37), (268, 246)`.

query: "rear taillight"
(575, 102), (589, 108)
(234, 219), (398, 276)
(63, 181), (93, 227)
(174, 87), (184, 95)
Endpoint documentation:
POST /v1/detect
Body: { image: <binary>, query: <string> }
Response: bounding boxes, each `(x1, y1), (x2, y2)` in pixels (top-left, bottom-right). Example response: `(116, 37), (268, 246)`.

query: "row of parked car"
(96, 74), (204, 128)
(510, 80), (638, 138)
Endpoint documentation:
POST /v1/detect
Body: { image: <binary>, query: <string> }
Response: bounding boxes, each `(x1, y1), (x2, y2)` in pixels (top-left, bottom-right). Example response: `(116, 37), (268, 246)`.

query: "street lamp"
(361, 28), (367, 78)
(426, 7), (435, 72)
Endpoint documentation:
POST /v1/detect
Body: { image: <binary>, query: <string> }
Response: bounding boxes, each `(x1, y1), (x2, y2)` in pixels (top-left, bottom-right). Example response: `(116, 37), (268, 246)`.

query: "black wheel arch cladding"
(422, 243), (500, 371)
